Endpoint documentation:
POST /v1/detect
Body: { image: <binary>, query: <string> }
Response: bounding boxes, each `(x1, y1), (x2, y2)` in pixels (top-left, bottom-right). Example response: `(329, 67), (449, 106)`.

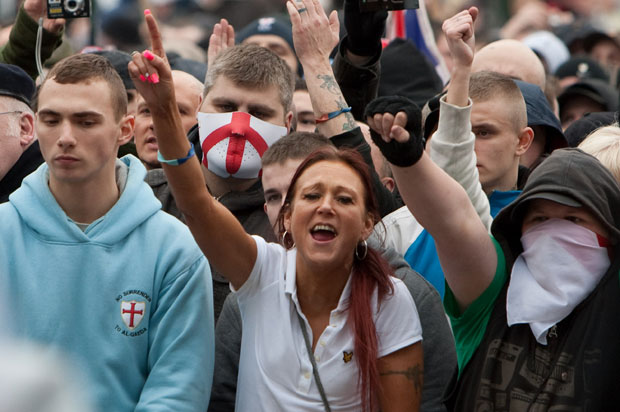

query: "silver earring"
(355, 239), (368, 260)
(281, 230), (295, 249)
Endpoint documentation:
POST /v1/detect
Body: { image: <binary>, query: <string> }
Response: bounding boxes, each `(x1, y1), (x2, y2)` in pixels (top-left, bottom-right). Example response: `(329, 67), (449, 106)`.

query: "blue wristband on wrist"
(157, 145), (195, 166)
(315, 107), (352, 124)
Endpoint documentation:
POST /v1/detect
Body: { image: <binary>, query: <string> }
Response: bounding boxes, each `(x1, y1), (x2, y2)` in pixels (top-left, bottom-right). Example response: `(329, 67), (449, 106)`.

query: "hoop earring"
(281, 230), (296, 249)
(355, 239), (368, 260)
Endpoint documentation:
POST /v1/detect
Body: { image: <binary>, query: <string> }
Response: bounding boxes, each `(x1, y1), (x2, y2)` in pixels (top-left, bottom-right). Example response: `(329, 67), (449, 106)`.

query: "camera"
(47, 0), (91, 19)
(359, 0), (419, 12)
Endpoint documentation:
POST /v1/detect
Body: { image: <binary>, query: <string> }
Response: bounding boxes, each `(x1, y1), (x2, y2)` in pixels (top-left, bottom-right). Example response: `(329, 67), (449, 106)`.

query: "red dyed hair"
(276, 146), (395, 411)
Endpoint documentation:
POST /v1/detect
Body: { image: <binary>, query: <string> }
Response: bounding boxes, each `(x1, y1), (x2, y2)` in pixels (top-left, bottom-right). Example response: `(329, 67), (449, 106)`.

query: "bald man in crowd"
(471, 39), (547, 90)
(134, 70), (203, 170)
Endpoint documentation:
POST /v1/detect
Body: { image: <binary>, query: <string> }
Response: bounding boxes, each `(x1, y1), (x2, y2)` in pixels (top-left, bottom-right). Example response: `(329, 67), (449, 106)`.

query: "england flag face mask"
(197, 111), (287, 179)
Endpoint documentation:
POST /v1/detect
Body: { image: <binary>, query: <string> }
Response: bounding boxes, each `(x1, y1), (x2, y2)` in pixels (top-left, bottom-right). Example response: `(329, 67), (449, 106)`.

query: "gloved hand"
(343, 0), (387, 56)
(364, 96), (424, 167)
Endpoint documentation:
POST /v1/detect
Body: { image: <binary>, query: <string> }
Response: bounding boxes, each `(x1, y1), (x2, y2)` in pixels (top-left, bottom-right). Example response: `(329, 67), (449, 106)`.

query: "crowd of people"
(1, 0), (620, 410)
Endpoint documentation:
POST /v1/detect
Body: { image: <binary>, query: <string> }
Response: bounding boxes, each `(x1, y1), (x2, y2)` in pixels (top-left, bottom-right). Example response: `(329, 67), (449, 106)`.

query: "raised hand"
(286, 0), (339, 66)
(442, 7), (478, 69)
(364, 96), (424, 167)
(207, 18), (235, 68)
(127, 10), (175, 112)
(24, 0), (65, 33)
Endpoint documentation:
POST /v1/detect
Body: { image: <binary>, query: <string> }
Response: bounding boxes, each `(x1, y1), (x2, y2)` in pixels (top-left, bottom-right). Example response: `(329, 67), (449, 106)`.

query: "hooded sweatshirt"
(444, 148), (620, 410)
(0, 155), (214, 412)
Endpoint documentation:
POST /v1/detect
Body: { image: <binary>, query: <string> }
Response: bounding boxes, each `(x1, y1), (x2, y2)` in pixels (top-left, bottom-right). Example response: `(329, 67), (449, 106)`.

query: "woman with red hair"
(129, 4), (423, 411)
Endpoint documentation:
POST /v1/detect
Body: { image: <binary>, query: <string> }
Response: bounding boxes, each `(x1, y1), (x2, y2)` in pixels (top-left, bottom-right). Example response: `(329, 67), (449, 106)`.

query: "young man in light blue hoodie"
(0, 53), (215, 411)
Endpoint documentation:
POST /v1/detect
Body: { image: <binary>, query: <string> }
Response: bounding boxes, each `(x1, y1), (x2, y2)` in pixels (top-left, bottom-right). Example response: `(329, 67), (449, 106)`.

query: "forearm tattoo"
(317, 75), (356, 131)
(337, 97), (356, 131)
(380, 364), (423, 393)
(317, 74), (341, 95)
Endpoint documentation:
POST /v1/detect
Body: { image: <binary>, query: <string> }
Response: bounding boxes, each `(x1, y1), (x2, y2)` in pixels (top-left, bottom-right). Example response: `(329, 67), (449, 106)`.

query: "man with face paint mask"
(147, 43), (294, 321)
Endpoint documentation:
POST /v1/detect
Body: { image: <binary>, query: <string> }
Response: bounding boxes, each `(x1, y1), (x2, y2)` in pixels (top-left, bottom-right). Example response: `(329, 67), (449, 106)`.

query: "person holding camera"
(0, 0), (65, 79)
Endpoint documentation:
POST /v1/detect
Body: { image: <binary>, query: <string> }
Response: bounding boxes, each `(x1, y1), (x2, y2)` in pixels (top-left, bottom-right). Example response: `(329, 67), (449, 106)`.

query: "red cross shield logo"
(120, 300), (146, 330)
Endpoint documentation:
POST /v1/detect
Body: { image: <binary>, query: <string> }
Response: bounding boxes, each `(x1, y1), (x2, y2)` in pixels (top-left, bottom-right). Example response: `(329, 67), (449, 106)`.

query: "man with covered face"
(366, 80), (620, 411)
(147, 43), (294, 320)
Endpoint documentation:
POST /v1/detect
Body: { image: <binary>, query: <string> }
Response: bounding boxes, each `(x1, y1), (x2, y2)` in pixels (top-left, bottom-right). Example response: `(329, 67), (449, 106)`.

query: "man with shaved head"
(471, 39), (547, 90)
(134, 70), (203, 170)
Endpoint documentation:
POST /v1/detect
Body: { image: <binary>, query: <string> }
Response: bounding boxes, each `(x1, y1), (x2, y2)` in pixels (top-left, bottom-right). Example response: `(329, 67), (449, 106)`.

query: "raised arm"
(429, 7), (493, 230)
(287, 0), (357, 137)
(365, 97), (496, 311)
(128, 11), (256, 290)
(332, 0), (387, 121)
(207, 18), (235, 68)
(288, 0), (399, 216)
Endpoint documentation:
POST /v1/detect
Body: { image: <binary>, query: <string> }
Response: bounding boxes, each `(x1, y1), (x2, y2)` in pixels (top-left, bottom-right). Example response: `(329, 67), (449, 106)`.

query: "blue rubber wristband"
(315, 107), (352, 124)
(157, 145), (195, 166)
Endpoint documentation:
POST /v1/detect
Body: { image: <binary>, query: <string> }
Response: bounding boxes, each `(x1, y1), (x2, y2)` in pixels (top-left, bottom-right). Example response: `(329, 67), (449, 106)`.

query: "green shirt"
(444, 236), (508, 376)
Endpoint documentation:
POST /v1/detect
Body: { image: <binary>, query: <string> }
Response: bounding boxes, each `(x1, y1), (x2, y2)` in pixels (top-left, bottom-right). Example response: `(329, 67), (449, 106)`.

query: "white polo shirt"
(234, 236), (423, 411)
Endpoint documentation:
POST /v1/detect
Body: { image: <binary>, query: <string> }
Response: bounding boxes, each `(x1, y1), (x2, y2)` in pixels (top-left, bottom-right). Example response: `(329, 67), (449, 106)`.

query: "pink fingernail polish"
(139, 74), (147, 82)
(150, 73), (160, 84)
(143, 50), (154, 61)
(144, 9), (151, 15)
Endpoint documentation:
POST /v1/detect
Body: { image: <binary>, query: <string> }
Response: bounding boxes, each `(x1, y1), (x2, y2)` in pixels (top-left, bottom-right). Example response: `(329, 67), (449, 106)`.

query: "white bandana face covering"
(197, 111), (287, 179)
(506, 218), (611, 345)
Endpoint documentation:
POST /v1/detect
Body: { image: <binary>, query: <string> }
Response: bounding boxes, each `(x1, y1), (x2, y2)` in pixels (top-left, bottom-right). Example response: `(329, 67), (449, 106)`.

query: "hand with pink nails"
(128, 10), (175, 109)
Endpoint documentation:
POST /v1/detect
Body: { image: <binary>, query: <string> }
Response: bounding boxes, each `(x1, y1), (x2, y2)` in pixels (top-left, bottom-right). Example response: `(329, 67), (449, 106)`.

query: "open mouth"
(310, 224), (337, 241)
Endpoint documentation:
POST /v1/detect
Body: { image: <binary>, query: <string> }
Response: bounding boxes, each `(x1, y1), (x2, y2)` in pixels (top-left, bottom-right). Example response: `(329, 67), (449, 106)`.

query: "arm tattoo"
(317, 74), (341, 95)
(336, 97), (356, 131)
(380, 365), (423, 393)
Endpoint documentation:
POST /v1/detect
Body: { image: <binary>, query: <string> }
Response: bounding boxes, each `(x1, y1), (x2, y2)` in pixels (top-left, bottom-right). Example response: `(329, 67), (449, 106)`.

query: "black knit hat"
(564, 111), (618, 147)
(236, 17), (301, 77)
(0, 63), (36, 105)
(378, 38), (444, 109)
(558, 78), (619, 113)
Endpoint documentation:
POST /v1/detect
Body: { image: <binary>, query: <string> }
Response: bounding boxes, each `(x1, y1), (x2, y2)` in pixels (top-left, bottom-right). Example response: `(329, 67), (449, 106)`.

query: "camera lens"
(65, 0), (83, 12)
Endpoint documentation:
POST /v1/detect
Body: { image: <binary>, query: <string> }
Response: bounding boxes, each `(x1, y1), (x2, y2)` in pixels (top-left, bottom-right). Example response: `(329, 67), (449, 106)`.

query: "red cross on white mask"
(197, 111), (287, 179)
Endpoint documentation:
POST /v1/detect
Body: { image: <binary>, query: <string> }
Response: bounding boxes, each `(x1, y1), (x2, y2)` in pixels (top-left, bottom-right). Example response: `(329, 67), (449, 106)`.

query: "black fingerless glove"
(364, 96), (424, 167)
(343, 0), (387, 56)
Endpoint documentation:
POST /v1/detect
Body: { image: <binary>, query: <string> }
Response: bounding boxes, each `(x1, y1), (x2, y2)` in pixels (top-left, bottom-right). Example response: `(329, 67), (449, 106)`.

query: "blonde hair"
(578, 123), (620, 182)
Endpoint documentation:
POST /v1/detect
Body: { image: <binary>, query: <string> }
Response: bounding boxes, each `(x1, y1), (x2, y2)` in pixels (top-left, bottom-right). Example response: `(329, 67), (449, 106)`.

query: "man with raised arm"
(379, 8), (533, 298)
(147, 42), (294, 321)
(0, 53), (214, 411)
(365, 10), (620, 408)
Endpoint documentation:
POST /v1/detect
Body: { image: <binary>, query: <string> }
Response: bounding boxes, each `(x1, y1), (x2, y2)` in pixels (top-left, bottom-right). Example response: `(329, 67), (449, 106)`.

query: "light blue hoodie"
(0, 155), (214, 412)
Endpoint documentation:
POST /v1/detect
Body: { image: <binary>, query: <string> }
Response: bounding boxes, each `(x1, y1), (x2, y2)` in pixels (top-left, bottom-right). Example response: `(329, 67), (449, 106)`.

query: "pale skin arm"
(128, 12), (255, 290)
(443, 7), (477, 107)
(367, 114), (497, 312)
(287, 0), (357, 137)
(377, 342), (423, 412)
